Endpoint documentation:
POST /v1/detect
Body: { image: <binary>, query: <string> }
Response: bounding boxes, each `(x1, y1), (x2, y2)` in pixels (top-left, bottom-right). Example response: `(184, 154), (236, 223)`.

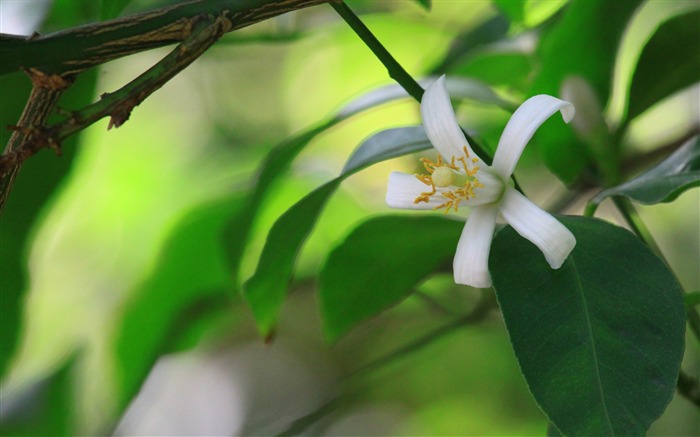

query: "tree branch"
(0, 13), (230, 182)
(0, 0), (329, 76)
(0, 69), (73, 212)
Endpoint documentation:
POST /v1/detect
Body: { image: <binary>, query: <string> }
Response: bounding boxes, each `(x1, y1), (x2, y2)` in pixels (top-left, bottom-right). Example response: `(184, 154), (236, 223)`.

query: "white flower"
(386, 76), (576, 288)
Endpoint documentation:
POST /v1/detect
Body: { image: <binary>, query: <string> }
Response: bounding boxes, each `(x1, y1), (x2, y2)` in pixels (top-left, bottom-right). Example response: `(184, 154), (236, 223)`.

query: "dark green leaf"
(491, 216), (686, 436)
(590, 135), (700, 210)
(530, 0), (643, 183)
(414, 0), (431, 11)
(685, 292), (700, 308)
(626, 10), (700, 121)
(0, 69), (97, 379)
(547, 423), (564, 437)
(243, 127), (432, 336)
(0, 356), (77, 436)
(243, 180), (342, 336)
(320, 215), (465, 342)
(115, 195), (239, 411)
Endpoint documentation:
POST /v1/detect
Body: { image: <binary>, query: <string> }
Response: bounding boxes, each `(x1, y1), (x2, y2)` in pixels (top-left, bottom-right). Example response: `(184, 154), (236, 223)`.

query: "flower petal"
(499, 188), (576, 268)
(453, 204), (498, 288)
(491, 95), (575, 179)
(421, 75), (482, 164)
(461, 168), (505, 207)
(386, 172), (445, 210)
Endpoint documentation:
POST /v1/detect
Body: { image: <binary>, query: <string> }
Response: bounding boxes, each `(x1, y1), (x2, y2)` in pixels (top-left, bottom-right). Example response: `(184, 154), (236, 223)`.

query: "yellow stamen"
(412, 147), (483, 211)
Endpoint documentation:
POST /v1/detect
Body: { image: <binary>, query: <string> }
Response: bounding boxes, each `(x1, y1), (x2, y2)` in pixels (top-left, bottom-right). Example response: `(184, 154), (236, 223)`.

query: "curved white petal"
(453, 204), (498, 288)
(491, 95), (575, 179)
(421, 76), (482, 164)
(499, 188), (576, 269)
(460, 169), (505, 207)
(386, 172), (445, 210)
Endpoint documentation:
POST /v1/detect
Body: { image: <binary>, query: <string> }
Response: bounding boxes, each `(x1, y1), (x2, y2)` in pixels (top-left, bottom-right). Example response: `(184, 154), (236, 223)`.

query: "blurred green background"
(0, 0), (697, 435)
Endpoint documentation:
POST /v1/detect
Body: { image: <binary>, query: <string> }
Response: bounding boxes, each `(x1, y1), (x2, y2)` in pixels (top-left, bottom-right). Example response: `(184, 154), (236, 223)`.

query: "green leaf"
(492, 0), (526, 24)
(434, 14), (510, 72)
(243, 127), (432, 336)
(99, 0), (132, 20)
(492, 0), (568, 28)
(0, 69), (97, 379)
(490, 216), (686, 436)
(0, 356), (77, 436)
(414, 0), (431, 11)
(685, 292), (700, 308)
(530, 0), (643, 183)
(243, 180), (341, 337)
(342, 126), (430, 173)
(115, 195), (239, 411)
(589, 135), (700, 211)
(320, 215), (465, 342)
(227, 121), (336, 287)
(626, 10), (700, 121)
(451, 51), (533, 91)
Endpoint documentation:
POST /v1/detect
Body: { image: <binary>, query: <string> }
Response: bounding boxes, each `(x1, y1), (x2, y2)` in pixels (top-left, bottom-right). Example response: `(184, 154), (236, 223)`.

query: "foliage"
(0, 0), (698, 435)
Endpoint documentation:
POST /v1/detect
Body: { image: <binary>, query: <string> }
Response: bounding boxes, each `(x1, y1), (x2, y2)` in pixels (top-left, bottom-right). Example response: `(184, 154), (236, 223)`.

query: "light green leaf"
(626, 10), (700, 121)
(492, 0), (568, 28)
(115, 195), (239, 411)
(320, 215), (465, 342)
(227, 121), (336, 286)
(243, 127), (432, 336)
(530, 0), (643, 183)
(490, 216), (686, 436)
(589, 135), (700, 211)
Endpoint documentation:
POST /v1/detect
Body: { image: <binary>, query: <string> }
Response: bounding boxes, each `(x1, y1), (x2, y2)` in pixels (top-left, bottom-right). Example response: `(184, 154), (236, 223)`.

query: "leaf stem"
(330, 0), (494, 167)
(677, 369), (700, 408)
(330, 1), (423, 102)
(611, 197), (665, 260)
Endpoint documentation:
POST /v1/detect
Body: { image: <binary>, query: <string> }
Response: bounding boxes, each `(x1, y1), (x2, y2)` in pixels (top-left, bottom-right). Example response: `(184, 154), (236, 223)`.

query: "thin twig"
(0, 13), (229, 179)
(677, 369), (700, 408)
(0, 69), (73, 212)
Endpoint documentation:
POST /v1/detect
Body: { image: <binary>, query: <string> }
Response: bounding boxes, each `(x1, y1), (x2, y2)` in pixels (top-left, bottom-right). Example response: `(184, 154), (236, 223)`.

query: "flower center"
(414, 146), (483, 213)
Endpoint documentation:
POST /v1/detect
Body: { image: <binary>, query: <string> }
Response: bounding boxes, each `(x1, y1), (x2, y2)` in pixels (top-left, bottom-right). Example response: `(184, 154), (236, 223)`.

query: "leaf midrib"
(570, 255), (615, 436)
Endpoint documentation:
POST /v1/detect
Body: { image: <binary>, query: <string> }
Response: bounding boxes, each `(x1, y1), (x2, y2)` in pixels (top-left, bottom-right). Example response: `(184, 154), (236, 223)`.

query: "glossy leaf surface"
(529, 0), (642, 183)
(115, 196), (238, 410)
(590, 135), (700, 209)
(243, 127), (432, 336)
(490, 216), (686, 436)
(320, 215), (464, 342)
(626, 10), (700, 121)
